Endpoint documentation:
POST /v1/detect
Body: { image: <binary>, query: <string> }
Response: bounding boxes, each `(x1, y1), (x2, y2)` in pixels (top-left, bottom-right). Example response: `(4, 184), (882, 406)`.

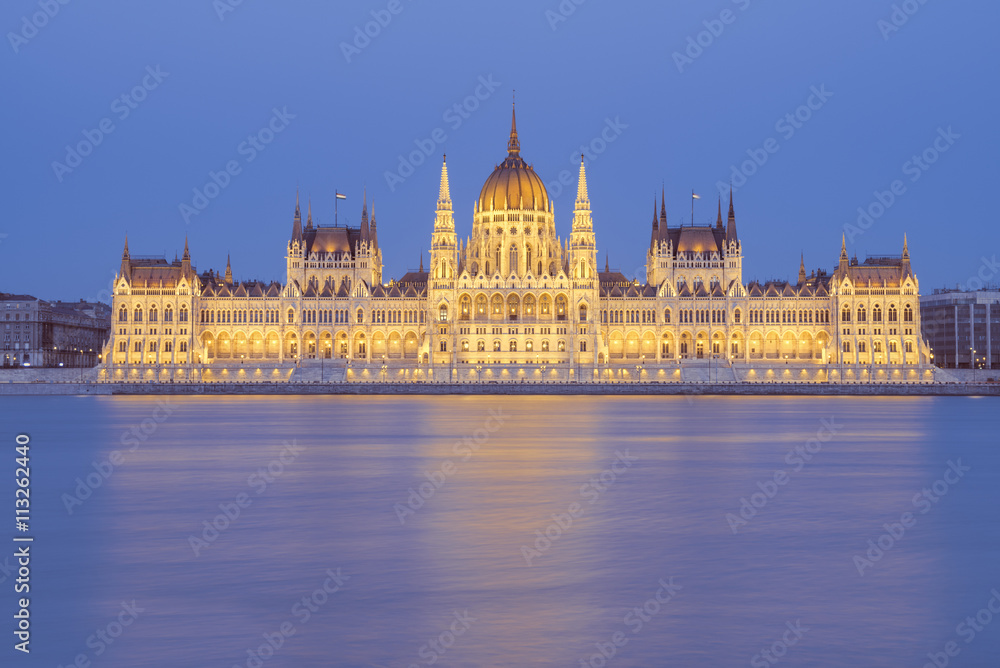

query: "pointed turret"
(901, 234), (911, 276)
(181, 236), (191, 273)
(650, 199), (659, 250)
(291, 191), (302, 242)
(437, 154), (453, 211)
(306, 199), (313, 230)
(575, 154), (590, 210)
(360, 190), (370, 243)
(838, 234), (850, 273)
(605, 254), (610, 273)
(725, 186), (738, 243)
(225, 254), (232, 284)
(798, 253), (806, 285)
(119, 235), (130, 280)
(370, 202), (379, 250)
(507, 98), (520, 156)
(419, 252), (424, 273)
(660, 188), (667, 227)
(716, 197), (723, 229)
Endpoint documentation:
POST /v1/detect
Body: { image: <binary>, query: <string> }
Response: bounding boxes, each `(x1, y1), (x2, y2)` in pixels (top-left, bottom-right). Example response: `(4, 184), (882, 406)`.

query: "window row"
(119, 305), (189, 323)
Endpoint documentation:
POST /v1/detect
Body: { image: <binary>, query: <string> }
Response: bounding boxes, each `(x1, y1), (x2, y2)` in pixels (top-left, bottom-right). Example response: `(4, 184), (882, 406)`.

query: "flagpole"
(691, 189), (700, 227)
(336, 190), (339, 227)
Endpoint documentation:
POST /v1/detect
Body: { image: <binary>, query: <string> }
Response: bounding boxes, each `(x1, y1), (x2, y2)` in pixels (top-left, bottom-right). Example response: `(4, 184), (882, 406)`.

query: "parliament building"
(103, 108), (931, 383)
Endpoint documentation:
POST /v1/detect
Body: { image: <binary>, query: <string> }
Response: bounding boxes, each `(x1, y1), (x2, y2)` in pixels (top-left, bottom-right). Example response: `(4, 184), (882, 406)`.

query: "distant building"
(1, 294), (111, 368)
(920, 289), (1000, 369)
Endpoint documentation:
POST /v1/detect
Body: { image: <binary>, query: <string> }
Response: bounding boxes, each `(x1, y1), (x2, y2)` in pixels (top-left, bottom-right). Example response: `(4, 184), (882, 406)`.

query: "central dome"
(477, 107), (549, 213)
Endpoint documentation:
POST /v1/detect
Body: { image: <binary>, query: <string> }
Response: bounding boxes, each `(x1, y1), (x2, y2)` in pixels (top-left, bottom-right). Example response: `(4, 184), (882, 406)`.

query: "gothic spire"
(370, 201), (378, 250)
(575, 154), (590, 209)
(122, 234), (129, 259)
(798, 253), (806, 285)
(650, 198), (659, 250)
(360, 188), (370, 242)
(306, 199), (313, 229)
(716, 197), (723, 228)
(225, 254), (232, 284)
(437, 154), (452, 210)
(182, 236), (189, 260)
(660, 187), (667, 227)
(605, 254), (610, 273)
(419, 251), (424, 273)
(507, 97), (520, 156)
(725, 186), (738, 243)
(291, 191), (302, 242)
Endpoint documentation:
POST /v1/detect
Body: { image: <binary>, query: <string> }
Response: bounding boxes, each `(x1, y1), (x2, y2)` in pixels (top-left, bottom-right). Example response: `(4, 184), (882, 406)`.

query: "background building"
(920, 288), (1000, 369)
(1, 294), (110, 367)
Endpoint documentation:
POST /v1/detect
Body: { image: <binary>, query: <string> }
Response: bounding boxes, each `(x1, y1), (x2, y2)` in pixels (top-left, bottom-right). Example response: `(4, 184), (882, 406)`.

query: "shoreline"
(1, 380), (998, 397)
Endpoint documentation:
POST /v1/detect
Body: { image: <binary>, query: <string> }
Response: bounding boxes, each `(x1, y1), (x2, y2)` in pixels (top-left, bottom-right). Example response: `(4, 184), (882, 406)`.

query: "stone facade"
(102, 108), (930, 382)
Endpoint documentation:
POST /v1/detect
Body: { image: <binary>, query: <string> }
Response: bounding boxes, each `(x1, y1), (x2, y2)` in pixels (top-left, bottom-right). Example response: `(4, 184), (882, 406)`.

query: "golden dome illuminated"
(477, 106), (549, 213)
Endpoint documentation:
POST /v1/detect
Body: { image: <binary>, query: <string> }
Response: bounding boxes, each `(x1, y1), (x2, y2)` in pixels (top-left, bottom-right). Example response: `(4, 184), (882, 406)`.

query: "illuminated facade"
(104, 107), (929, 381)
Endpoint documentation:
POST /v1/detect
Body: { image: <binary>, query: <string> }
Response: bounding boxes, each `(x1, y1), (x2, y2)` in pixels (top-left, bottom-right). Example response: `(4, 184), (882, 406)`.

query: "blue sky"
(2, 0), (997, 301)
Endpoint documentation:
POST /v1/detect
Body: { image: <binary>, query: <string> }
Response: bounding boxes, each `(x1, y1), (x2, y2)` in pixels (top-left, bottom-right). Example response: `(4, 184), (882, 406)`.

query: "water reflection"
(13, 395), (1000, 666)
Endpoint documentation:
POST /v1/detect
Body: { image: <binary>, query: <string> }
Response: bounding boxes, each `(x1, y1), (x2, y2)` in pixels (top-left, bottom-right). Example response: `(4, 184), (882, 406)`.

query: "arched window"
(857, 306), (866, 322)
(509, 245), (518, 273)
(888, 305), (898, 322)
(356, 309), (363, 323)
(555, 295), (567, 321)
(134, 307), (143, 322)
(733, 309), (741, 324)
(459, 295), (471, 320)
(903, 304), (913, 322)
(579, 304), (588, 321)
(149, 306), (158, 323)
(118, 307), (127, 322)
(477, 340), (485, 352)
(494, 246), (501, 272)
(541, 340), (550, 352)
(872, 305), (882, 322)
(439, 305), (448, 322)
(841, 306), (851, 323)
(180, 306), (188, 322)
(526, 245), (533, 273)
(164, 306), (173, 322)
(557, 340), (566, 352)
(440, 341), (447, 352)
(664, 308), (671, 323)
(476, 294), (488, 316)
(580, 340), (587, 352)
(493, 340), (501, 352)
(509, 340), (517, 352)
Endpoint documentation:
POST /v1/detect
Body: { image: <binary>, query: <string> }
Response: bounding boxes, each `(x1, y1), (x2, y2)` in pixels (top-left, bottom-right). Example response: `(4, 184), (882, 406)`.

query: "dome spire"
(507, 93), (520, 156)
